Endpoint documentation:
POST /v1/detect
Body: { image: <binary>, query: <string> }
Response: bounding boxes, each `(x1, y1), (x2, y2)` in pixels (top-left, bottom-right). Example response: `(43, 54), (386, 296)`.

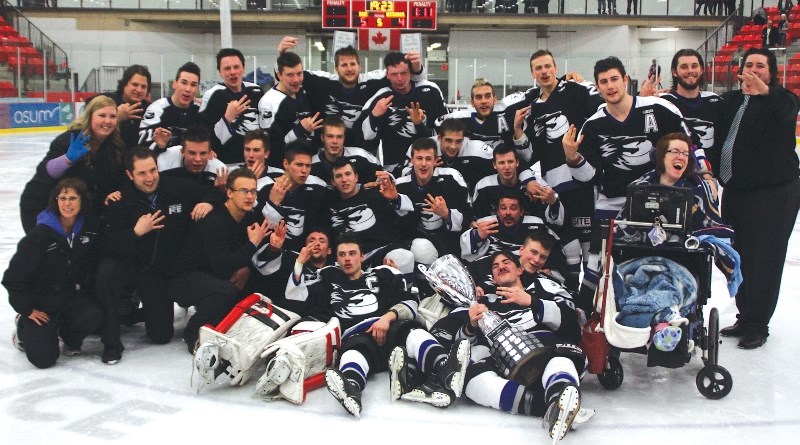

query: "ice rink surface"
(1, 131), (799, 444)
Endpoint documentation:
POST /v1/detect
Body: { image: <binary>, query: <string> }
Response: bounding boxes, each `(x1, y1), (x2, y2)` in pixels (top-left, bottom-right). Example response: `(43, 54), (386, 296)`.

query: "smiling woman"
(18, 96), (126, 235)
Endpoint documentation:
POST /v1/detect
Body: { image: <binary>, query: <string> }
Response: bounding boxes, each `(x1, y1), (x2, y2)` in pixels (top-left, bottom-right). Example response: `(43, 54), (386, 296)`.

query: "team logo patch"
(79, 235), (90, 244)
(168, 204), (183, 214)
(144, 111), (155, 119)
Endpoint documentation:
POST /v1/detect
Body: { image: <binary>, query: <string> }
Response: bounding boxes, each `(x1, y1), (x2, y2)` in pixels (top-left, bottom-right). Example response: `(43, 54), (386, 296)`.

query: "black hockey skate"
(389, 346), (420, 402)
(401, 376), (456, 408)
(434, 339), (470, 398)
(543, 384), (581, 443)
(325, 368), (363, 418)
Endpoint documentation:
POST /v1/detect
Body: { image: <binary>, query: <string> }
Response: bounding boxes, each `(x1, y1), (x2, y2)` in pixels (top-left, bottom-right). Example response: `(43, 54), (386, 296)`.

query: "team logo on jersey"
(599, 135), (653, 170)
(330, 204), (377, 232)
(233, 107), (260, 135)
(325, 96), (362, 128)
(415, 202), (443, 230)
(534, 112), (570, 142)
(486, 237), (520, 254)
(281, 205), (307, 237)
(685, 117), (715, 149)
(387, 109), (417, 138)
(485, 294), (536, 331)
(144, 111), (155, 120)
(79, 235), (90, 244)
(168, 204), (183, 214)
(331, 284), (380, 317)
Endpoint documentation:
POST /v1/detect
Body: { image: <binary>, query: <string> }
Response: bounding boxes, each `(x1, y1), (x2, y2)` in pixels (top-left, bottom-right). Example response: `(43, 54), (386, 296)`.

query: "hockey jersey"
(311, 147), (382, 184)
(138, 97), (200, 149)
(199, 82), (264, 164)
(259, 175), (330, 252)
(327, 187), (400, 253)
(258, 87), (315, 167)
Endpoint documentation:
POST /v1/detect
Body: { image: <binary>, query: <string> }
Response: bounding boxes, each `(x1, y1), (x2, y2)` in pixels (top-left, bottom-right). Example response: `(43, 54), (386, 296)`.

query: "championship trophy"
(418, 255), (552, 386)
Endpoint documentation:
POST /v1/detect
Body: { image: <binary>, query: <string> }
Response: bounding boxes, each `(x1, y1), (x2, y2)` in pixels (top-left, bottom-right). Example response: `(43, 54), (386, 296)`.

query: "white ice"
(0, 131), (799, 444)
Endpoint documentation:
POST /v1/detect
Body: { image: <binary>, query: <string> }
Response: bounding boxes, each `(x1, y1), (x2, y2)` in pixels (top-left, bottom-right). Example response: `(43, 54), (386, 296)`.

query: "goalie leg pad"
(193, 293), (300, 389)
(256, 317), (342, 404)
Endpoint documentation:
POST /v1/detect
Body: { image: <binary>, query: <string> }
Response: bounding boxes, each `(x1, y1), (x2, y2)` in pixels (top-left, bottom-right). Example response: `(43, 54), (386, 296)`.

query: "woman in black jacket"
(4, 178), (104, 369)
(19, 95), (126, 234)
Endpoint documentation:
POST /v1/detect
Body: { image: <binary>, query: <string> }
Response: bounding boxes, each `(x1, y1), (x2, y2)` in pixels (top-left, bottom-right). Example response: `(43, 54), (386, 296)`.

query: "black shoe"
(738, 331), (768, 349)
(435, 339), (470, 398)
(325, 369), (362, 418)
(720, 323), (744, 337)
(102, 343), (125, 365)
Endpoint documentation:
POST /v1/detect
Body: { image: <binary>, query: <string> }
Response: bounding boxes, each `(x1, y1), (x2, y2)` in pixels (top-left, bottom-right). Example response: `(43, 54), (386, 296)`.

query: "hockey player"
(199, 48), (264, 164)
(286, 233), (469, 416)
(562, 56), (692, 312)
(359, 52), (448, 172)
(259, 148), (329, 251)
(397, 118), (495, 194)
(139, 62), (202, 151)
(157, 125), (227, 188)
(258, 51), (319, 168)
(237, 129), (285, 184)
(311, 116), (382, 185)
(512, 50), (604, 276)
(276, 37), (425, 150)
(471, 144), (542, 220)
(388, 138), (470, 258)
(417, 250), (594, 442)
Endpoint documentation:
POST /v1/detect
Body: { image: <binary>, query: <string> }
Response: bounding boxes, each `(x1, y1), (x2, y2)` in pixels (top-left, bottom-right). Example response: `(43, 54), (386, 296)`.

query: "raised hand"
(133, 210), (165, 237)
(278, 36), (299, 53)
(117, 101), (143, 122)
(300, 112), (324, 133)
(269, 175), (292, 205)
(562, 124), (584, 163)
(376, 171), (399, 201)
(152, 127), (172, 149)
(424, 193), (449, 218)
(514, 105), (531, 139)
(268, 219), (287, 250)
(372, 95), (393, 118)
(475, 219), (499, 240)
(405, 102), (426, 125)
(66, 132), (91, 163)
(247, 218), (271, 246)
(224, 96), (251, 123)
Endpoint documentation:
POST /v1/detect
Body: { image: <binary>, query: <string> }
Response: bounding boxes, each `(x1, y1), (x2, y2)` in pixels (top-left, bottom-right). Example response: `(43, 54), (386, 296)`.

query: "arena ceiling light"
(650, 27), (680, 32)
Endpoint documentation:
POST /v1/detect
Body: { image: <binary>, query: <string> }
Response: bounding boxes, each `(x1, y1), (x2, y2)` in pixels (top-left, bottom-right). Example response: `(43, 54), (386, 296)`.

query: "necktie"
(147, 193), (159, 210)
(719, 95), (750, 184)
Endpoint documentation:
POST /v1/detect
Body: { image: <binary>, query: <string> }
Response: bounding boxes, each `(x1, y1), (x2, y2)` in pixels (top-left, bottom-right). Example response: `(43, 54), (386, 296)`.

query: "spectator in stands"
(627, 0), (638, 14)
(753, 7), (768, 25)
(762, 18), (779, 47)
(779, 13), (790, 47)
(779, 0), (794, 16)
(19, 95), (125, 234)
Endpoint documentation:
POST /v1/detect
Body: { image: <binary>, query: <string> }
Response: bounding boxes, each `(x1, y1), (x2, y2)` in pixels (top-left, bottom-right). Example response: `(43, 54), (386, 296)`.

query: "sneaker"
(543, 384), (581, 442)
(62, 343), (81, 356)
(102, 343), (125, 365)
(389, 346), (420, 402)
(400, 376), (456, 408)
(325, 368), (362, 418)
(11, 314), (24, 352)
(435, 339), (470, 398)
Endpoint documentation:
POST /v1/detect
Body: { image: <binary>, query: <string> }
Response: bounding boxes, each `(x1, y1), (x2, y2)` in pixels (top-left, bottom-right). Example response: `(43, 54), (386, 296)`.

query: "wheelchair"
(583, 185), (733, 400)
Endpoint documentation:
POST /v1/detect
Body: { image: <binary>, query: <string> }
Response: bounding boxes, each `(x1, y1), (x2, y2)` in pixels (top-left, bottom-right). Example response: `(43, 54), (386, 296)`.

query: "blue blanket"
(613, 256), (697, 328)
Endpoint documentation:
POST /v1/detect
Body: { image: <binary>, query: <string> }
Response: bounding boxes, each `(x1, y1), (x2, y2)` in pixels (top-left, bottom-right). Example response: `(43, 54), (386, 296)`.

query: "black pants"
(722, 179), (800, 335)
(17, 295), (103, 369)
(96, 257), (239, 347)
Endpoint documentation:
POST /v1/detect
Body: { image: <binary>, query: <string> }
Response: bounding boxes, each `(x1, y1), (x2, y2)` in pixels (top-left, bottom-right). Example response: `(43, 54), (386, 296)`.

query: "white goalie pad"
(193, 293), (300, 392)
(417, 293), (452, 329)
(255, 318), (342, 404)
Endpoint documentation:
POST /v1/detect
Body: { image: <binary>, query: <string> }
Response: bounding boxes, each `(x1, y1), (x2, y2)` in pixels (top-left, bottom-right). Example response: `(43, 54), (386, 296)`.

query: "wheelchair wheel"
(696, 364), (733, 399)
(597, 356), (624, 390)
(708, 307), (720, 366)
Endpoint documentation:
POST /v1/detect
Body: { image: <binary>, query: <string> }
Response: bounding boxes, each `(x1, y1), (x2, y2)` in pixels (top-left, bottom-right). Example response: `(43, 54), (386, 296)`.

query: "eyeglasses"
(231, 188), (258, 196)
(665, 148), (691, 158)
(57, 196), (81, 202)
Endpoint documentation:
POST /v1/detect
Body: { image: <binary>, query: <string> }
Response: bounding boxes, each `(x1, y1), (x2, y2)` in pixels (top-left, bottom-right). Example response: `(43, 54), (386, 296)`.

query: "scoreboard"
(322, 0), (437, 30)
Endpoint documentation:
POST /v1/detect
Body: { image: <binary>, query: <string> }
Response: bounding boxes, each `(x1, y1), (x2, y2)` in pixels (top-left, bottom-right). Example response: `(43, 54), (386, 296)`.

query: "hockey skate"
(401, 376), (456, 408)
(11, 314), (23, 352)
(389, 346), (420, 401)
(570, 407), (596, 431)
(543, 384), (581, 443)
(325, 368), (362, 418)
(435, 339), (470, 398)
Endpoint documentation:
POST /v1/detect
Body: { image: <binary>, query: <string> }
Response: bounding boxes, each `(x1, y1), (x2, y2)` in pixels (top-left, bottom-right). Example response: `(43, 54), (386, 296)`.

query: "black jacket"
(712, 87), (799, 191)
(3, 214), (100, 317)
(20, 130), (126, 227)
(102, 175), (220, 271)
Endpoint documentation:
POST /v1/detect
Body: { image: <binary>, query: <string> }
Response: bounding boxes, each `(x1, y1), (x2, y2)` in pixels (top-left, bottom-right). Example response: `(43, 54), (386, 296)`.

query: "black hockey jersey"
(258, 87), (315, 167)
(394, 167), (470, 236)
(199, 82), (264, 164)
(327, 187), (400, 253)
(660, 91), (724, 152)
(311, 147), (382, 184)
(259, 175), (330, 252)
(397, 136), (495, 193)
(138, 97), (200, 149)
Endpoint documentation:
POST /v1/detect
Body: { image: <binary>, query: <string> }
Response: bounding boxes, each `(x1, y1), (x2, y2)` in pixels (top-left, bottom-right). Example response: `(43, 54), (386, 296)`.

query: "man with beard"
(200, 48), (264, 164)
(641, 49), (722, 177)
(561, 56), (690, 312)
(259, 148), (329, 252)
(139, 62), (202, 151)
(259, 51), (320, 168)
(285, 233), (469, 416)
(359, 52), (448, 172)
(311, 116), (382, 185)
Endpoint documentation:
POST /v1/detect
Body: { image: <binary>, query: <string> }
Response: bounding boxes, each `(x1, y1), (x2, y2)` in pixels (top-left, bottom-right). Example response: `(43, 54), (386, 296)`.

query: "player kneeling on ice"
(425, 249), (595, 442)
(288, 232), (470, 418)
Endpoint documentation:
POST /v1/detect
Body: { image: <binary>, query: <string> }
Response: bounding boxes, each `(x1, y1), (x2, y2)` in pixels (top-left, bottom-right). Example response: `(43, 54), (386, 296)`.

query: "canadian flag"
(358, 29), (401, 51)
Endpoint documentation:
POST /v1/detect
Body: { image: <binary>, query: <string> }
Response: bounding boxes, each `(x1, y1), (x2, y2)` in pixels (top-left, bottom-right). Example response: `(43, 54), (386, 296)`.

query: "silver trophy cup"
(418, 255), (552, 386)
